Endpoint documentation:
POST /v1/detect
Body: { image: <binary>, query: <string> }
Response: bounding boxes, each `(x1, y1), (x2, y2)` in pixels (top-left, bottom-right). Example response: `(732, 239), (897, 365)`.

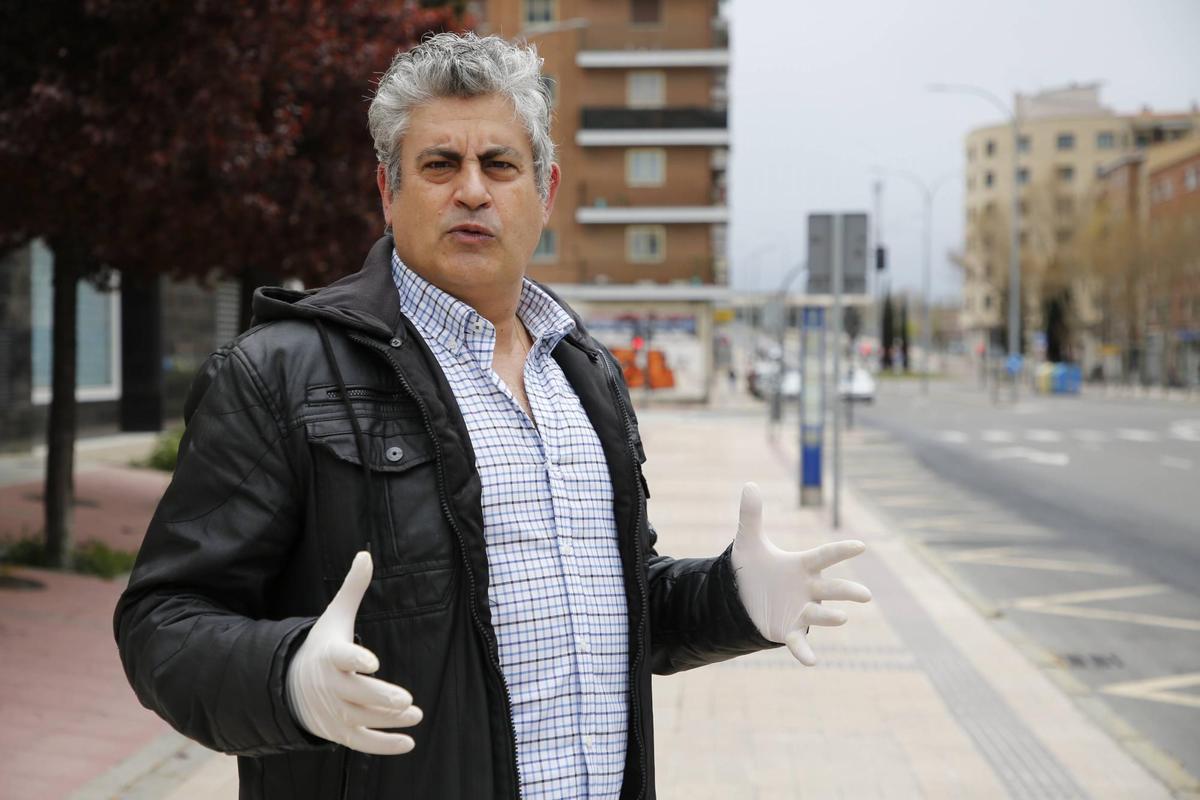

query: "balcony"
(576, 24), (728, 69)
(580, 107), (727, 131)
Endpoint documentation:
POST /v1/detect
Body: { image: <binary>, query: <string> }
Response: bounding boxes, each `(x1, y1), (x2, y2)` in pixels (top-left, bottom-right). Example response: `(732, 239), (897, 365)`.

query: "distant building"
(958, 83), (1200, 370)
(477, 0), (732, 399)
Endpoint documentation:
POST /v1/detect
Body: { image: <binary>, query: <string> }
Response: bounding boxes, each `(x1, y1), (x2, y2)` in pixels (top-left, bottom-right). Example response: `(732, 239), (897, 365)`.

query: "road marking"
(1070, 429), (1108, 443)
(981, 430), (1015, 443)
(937, 430), (969, 444)
(1160, 455), (1193, 471)
(1117, 428), (1159, 442)
(988, 446), (1070, 466)
(1102, 672), (1200, 710)
(1169, 419), (1200, 442)
(1025, 429), (1063, 443)
(946, 546), (1127, 575)
(1010, 584), (1200, 631)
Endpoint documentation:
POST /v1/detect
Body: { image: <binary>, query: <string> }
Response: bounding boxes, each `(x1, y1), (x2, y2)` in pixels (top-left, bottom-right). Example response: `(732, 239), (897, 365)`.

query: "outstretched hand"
(731, 483), (872, 665)
(285, 551), (422, 754)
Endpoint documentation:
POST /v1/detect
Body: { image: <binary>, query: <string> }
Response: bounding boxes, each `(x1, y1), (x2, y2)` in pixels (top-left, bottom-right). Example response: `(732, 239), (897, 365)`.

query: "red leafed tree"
(0, 1), (467, 567)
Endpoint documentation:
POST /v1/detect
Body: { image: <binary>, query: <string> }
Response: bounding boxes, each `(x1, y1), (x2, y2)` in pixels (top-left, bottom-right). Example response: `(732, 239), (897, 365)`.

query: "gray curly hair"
(368, 32), (557, 201)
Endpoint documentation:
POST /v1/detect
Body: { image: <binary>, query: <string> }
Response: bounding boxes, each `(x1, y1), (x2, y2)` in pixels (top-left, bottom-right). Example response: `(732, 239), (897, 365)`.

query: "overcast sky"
(727, 0), (1200, 298)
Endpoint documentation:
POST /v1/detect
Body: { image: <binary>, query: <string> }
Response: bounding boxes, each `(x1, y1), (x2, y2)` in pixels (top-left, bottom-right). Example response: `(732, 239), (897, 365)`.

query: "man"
(115, 33), (871, 799)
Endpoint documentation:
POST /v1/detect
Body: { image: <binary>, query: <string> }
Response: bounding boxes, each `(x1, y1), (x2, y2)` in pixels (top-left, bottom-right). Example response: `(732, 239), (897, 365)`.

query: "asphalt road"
(845, 378), (1200, 788)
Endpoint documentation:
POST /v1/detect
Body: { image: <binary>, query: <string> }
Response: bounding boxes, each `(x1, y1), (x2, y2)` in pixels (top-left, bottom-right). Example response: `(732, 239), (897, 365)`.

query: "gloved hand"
(285, 551), (422, 754)
(731, 483), (872, 666)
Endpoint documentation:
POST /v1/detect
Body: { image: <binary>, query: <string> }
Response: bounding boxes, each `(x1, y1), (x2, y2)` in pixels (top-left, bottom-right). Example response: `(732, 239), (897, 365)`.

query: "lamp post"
(871, 167), (957, 395)
(929, 83), (1022, 400)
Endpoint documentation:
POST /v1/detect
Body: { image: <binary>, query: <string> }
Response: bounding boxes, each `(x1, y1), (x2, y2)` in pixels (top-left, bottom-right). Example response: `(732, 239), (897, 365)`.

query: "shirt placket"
(525, 345), (598, 780)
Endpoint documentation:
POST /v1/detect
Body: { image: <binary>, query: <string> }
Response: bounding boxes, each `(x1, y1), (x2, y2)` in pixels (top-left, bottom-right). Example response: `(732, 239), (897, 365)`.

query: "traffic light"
(875, 245), (887, 272)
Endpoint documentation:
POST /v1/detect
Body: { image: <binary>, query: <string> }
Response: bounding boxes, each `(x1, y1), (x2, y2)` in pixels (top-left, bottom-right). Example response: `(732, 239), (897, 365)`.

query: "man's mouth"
(448, 224), (496, 242)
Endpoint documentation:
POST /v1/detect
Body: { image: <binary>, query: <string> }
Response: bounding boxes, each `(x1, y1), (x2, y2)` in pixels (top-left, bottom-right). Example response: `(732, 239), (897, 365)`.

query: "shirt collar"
(391, 249), (576, 366)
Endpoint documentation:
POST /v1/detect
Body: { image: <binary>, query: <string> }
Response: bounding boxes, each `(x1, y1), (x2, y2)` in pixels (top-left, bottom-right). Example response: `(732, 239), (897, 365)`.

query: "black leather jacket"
(114, 236), (774, 799)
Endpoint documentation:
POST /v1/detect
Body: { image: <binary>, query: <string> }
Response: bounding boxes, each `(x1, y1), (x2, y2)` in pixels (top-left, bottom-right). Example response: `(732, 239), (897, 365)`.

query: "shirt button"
(385, 446), (403, 462)
(561, 543), (574, 556)
(389, 337), (402, 348)
(576, 636), (591, 653)
(583, 734), (594, 750)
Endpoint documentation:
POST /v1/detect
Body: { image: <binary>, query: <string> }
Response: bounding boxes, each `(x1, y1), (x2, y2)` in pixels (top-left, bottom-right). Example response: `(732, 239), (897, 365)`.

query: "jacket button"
(385, 446), (403, 462)
(389, 337), (402, 348)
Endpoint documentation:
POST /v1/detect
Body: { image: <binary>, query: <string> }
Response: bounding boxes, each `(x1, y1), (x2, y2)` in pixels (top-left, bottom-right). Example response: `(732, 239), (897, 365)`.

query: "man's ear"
(376, 163), (393, 228)
(542, 163), (562, 225)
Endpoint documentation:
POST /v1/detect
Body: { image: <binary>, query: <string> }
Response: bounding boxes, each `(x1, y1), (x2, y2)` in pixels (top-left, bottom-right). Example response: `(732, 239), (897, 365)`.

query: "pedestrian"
(114, 33), (871, 800)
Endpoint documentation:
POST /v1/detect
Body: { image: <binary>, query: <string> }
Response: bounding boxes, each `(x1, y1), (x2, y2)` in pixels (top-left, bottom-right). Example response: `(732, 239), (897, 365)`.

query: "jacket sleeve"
(114, 343), (328, 757)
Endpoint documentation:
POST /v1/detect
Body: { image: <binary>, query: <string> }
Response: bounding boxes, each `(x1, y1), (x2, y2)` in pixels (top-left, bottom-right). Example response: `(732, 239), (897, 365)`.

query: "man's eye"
(486, 161), (516, 171)
(424, 161), (453, 170)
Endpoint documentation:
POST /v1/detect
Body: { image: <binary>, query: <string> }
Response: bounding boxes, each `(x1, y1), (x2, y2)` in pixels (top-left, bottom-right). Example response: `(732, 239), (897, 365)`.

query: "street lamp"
(871, 166), (957, 395)
(929, 83), (1022, 400)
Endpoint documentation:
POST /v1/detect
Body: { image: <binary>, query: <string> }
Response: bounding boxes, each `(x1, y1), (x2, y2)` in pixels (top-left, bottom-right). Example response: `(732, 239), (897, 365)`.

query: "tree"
(881, 293), (895, 369)
(0, 1), (464, 567)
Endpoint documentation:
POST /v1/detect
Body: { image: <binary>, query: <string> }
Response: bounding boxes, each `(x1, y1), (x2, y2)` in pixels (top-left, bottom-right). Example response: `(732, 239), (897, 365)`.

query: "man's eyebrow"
(413, 145), (523, 163)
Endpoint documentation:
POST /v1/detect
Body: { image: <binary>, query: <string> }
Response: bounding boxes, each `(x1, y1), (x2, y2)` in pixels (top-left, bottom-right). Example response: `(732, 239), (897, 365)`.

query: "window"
(627, 71), (665, 108)
(1055, 196), (1074, 215)
(1017, 135), (1031, 154)
(30, 238), (122, 404)
(532, 229), (557, 263)
(626, 225), (666, 263)
(1057, 133), (1075, 151)
(523, 0), (555, 25)
(985, 140), (996, 157)
(626, 148), (665, 186)
(1017, 167), (1030, 185)
(1097, 131), (1115, 149)
(984, 293), (993, 310)
(1057, 165), (1074, 182)
(984, 171), (994, 188)
(1185, 166), (1199, 192)
(630, 0), (662, 23)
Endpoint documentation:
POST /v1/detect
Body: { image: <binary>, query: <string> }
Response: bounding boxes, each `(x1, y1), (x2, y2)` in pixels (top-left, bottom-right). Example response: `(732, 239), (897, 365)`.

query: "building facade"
(479, 0), (729, 288)
(959, 83), (1200, 371)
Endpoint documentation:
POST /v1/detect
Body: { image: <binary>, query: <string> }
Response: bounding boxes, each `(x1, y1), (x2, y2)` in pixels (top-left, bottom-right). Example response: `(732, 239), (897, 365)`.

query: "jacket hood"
(249, 234), (597, 350)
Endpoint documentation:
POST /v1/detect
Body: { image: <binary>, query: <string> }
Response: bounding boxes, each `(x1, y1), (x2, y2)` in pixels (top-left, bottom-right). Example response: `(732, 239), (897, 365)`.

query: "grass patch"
(139, 426), (184, 472)
(0, 535), (137, 580)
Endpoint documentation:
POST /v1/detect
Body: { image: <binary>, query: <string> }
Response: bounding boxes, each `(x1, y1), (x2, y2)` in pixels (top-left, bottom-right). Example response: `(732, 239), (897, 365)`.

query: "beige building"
(476, 0), (729, 287)
(959, 83), (1200, 366)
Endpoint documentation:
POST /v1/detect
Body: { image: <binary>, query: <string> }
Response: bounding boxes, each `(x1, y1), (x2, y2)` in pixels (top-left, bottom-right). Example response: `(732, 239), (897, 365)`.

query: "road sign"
(806, 213), (868, 294)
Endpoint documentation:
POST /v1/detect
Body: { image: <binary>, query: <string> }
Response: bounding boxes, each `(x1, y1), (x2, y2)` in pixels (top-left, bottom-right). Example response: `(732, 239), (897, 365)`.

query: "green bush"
(143, 426), (184, 472)
(0, 535), (137, 580)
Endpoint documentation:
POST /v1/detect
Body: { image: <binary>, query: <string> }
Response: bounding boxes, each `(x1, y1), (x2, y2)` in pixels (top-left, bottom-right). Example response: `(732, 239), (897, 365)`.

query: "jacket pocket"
(305, 418), (456, 617)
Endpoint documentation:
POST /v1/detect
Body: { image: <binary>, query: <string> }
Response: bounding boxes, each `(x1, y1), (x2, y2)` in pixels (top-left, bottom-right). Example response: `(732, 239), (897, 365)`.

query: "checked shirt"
(392, 252), (629, 799)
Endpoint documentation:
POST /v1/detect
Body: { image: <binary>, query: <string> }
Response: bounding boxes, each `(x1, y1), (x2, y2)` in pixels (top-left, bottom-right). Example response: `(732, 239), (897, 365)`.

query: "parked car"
(839, 365), (876, 403)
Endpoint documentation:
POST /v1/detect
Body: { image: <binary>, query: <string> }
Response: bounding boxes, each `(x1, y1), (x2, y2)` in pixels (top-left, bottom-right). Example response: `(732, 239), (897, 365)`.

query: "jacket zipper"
(325, 387), (403, 402)
(594, 346), (650, 800)
(348, 332), (522, 798)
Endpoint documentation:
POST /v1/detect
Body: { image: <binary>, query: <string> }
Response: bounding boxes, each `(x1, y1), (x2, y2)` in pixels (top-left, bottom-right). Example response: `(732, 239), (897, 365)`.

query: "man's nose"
(454, 163), (491, 210)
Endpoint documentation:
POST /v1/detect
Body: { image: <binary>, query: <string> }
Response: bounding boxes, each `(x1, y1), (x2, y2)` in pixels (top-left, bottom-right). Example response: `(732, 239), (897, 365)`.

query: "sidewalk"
(1, 409), (1178, 798)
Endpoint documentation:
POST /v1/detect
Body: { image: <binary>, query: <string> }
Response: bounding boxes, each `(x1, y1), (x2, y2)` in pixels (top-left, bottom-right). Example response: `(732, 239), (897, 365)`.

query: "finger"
(735, 482), (766, 547)
(800, 603), (849, 627)
(327, 640), (382, 675)
(334, 671), (413, 710)
(342, 727), (415, 756)
(811, 577), (872, 604)
(339, 701), (423, 730)
(801, 540), (866, 573)
(327, 551), (374, 624)
(784, 629), (816, 666)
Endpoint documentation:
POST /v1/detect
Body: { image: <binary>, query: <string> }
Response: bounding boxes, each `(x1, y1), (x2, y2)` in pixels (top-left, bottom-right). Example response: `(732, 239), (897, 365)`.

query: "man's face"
(377, 93), (559, 301)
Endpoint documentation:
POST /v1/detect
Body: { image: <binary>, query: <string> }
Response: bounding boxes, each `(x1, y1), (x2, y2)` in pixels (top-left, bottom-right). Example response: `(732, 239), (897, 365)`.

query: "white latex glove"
(285, 551), (421, 755)
(731, 483), (872, 666)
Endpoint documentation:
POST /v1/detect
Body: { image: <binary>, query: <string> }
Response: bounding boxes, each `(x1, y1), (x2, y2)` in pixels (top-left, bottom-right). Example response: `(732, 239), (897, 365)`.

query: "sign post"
(799, 306), (825, 506)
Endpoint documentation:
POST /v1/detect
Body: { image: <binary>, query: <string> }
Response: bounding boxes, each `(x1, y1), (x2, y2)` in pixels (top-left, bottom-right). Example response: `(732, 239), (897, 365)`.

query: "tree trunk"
(44, 242), (82, 569)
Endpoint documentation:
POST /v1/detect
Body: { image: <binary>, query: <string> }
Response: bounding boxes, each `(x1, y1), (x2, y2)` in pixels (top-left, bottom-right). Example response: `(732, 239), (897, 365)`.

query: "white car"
(839, 366), (876, 403)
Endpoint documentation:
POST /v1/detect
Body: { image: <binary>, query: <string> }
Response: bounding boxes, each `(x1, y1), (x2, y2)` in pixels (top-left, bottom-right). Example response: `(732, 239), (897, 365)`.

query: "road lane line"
(981, 430), (1015, 443)
(1117, 428), (1159, 442)
(937, 430), (969, 444)
(1009, 584), (1200, 632)
(1025, 429), (1063, 443)
(1102, 672), (1200, 710)
(988, 446), (1070, 466)
(1160, 455), (1193, 470)
(1168, 420), (1200, 442)
(947, 546), (1127, 575)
